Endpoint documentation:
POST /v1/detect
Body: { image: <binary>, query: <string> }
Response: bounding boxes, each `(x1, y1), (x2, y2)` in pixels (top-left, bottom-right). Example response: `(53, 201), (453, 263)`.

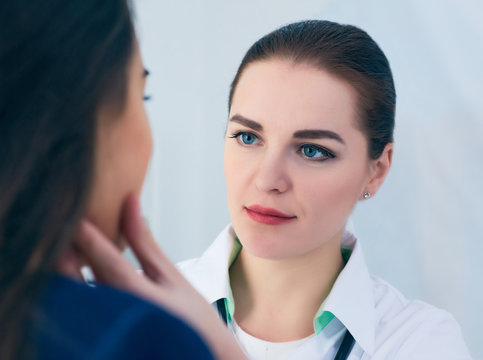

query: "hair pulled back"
(229, 20), (395, 159)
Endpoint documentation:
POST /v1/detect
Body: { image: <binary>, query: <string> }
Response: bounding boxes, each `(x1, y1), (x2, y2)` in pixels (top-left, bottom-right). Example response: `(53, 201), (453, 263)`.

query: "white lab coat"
(178, 225), (472, 359)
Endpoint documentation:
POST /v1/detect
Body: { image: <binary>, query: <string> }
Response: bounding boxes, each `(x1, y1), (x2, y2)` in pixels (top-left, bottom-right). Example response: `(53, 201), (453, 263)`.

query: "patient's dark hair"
(229, 20), (395, 159)
(0, 0), (134, 358)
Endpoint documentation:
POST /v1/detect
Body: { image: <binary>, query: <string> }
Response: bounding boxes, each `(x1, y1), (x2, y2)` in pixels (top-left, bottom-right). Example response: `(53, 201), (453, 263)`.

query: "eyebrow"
(229, 114), (345, 144)
(293, 129), (345, 144)
(229, 114), (263, 132)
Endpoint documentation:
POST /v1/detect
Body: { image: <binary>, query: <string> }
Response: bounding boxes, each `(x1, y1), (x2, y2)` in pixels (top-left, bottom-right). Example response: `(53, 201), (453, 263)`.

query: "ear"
(363, 143), (393, 198)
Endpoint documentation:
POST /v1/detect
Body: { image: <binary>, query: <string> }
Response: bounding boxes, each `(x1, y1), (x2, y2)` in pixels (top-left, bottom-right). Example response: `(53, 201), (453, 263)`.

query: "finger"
(76, 221), (179, 312)
(55, 246), (84, 280)
(74, 220), (142, 289)
(120, 195), (180, 282)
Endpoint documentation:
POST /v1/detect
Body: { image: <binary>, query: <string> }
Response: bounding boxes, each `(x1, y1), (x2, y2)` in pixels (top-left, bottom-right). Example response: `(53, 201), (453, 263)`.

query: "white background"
(134, 0), (483, 357)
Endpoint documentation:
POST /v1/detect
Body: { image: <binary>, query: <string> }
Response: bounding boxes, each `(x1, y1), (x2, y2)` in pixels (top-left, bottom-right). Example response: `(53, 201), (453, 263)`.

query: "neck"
(230, 234), (344, 342)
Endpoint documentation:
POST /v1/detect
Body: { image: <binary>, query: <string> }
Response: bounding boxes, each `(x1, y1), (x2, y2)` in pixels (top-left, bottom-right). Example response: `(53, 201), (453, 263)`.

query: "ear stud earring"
(363, 192), (371, 199)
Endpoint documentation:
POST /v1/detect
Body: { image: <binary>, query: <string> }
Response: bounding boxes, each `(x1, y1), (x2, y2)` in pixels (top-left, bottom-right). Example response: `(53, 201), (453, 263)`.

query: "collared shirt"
(178, 224), (472, 359)
(222, 236), (351, 335)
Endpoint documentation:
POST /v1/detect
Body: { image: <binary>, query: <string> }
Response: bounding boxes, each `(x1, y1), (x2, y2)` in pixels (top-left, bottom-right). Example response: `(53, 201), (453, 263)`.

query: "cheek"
(224, 142), (240, 206)
(130, 117), (152, 187)
(299, 161), (367, 226)
(224, 141), (257, 217)
(114, 108), (152, 195)
(86, 106), (152, 240)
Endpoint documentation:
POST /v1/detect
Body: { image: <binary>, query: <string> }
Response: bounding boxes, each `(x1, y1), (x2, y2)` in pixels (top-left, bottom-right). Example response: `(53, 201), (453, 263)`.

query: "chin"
(237, 232), (294, 260)
(245, 245), (298, 260)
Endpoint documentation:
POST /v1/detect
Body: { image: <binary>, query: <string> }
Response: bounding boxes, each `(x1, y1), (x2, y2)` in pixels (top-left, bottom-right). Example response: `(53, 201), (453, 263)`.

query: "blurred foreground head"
(0, 1), (134, 358)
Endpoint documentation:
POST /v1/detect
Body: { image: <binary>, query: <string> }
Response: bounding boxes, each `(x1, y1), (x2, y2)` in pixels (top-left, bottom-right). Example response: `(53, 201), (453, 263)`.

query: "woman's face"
(225, 59), (391, 259)
(86, 45), (152, 242)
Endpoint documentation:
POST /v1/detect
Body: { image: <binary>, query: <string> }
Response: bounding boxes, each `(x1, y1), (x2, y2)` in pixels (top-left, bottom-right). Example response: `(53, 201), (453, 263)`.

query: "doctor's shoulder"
(369, 275), (472, 360)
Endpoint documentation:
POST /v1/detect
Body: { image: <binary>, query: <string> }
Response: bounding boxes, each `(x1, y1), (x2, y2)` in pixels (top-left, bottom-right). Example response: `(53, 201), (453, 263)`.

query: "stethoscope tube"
(334, 330), (355, 360)
(215, 298), (228, 325)
(214, 299), (355, 360)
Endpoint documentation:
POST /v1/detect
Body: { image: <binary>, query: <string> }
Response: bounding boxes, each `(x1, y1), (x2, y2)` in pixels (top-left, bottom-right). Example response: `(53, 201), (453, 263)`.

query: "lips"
(245, 205), (296, 225)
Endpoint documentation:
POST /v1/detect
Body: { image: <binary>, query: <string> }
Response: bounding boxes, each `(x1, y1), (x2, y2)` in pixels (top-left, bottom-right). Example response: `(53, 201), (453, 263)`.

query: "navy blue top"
(32, 274), (214, 359)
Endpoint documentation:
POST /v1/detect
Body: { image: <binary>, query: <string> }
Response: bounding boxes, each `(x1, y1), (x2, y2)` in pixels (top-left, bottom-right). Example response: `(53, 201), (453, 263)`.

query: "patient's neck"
(229, 234), (344, 342)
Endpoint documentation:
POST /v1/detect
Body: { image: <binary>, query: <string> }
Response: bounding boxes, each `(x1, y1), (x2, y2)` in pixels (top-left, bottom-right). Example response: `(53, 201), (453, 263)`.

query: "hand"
(74, 194), (246, 360)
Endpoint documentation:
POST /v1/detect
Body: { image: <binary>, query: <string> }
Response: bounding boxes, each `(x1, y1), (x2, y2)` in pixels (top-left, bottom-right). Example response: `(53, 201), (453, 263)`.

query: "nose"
(254, 151), (291, 194)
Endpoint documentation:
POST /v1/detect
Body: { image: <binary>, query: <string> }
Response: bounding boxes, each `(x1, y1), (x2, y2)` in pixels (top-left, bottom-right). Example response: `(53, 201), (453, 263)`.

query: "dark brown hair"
(0, 1), (134, 358)
(228, 20), (395, 159)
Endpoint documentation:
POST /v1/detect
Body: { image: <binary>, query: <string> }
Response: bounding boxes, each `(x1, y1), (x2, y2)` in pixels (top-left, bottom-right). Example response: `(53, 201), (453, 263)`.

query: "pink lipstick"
(245, 205), (296, 225)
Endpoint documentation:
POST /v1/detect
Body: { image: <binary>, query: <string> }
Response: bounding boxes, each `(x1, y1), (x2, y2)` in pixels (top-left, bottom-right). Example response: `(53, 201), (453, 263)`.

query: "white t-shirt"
(232, 320), (315, 360)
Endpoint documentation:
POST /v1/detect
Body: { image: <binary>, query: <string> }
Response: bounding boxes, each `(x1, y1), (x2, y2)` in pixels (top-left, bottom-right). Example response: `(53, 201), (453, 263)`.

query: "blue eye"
(300, 144), (334, 161)
(229, 131), (260, 146)
(241, 133), (256, 144)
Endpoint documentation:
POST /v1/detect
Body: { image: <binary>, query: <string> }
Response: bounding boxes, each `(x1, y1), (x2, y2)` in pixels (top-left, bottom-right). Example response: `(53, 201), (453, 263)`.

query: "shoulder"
(34, 274), (214, 360)
(370, 276), (471, 359)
